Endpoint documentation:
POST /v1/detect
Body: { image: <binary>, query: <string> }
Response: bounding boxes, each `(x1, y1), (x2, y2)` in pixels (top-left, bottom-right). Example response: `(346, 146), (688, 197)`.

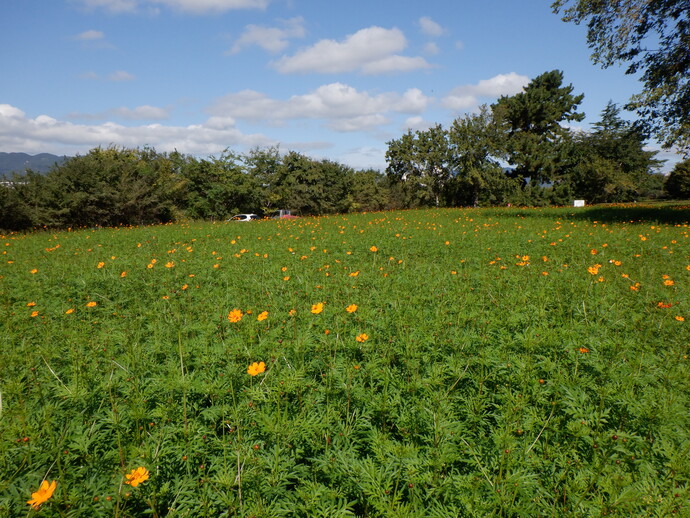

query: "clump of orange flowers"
(228, 309), (243, 323)
(27, 480), (57, 509)
(356, 333), (369, 343)
(247, 361), (266, 376)
(257, 311), (268, 321)
(124, 467), (149, 487)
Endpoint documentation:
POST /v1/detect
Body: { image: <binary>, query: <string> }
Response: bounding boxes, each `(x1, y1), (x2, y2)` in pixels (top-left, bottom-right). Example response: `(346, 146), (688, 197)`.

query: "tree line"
(2, 69), (689, 232)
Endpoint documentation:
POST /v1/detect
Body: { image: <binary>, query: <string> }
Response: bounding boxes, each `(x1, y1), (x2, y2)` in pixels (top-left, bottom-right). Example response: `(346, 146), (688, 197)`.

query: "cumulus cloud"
(442, 72), (529, 110)
(75, 30), (105, 40)
(272, 26), (432, 75)
(0, 103), (273, 156)
(418, 17), (445, 37)
(209, 83), (431, 131)
(73, 0), (268, 13)
(229, 17), (305, 54)
(108, 70), (135, 81)
(113, 105), (170, 120)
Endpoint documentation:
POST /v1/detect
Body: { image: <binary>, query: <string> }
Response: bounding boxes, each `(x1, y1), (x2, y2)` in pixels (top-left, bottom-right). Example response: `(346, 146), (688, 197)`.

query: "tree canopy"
(552, 0), (690, 152)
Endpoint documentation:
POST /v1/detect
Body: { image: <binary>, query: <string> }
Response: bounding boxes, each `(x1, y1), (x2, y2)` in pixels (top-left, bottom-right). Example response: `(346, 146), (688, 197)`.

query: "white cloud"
(108, 70), (135, 81)
(75, 30), (105, 40)
(210, 83), (431, 131)
(72, 0), (268, 13)
(442, 72), (529, 111)
(229, 17), (305, 54)
(113, 105), (169, 120)
(149, 0), (269, 13)
(403, 116), (434, 132)
(272, 26), (432, 75)
(423, 42), (439, 55)
(0, 103), (273, 156)
(418, 17), (445, 37)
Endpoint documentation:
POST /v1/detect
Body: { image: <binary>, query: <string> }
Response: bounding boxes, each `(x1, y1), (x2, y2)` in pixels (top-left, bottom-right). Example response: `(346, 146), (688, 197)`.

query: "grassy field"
(1, 205), (689, 517)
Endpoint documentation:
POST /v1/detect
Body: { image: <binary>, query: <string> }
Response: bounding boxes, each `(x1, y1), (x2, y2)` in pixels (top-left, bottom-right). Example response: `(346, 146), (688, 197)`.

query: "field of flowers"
(1, 205), (689, 517)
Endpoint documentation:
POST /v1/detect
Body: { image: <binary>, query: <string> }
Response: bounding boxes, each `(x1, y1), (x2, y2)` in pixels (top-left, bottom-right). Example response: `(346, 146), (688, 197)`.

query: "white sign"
(573, 200), (585, 207)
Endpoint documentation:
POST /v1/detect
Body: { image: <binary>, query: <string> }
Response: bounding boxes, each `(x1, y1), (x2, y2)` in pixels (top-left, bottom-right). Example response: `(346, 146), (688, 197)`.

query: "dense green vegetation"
(553, 0), (690, 152)
(1, 206), (689, 516)
(4, 69), (687, 233)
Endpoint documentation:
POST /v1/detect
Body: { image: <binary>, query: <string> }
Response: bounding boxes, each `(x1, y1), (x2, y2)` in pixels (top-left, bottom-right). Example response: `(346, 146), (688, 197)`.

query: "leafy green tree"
(243, 146), (283, 213)
(272, 152), (353, 215)
(664, 159), (690, 199)
(41, 147), (178, 227)
(552, 0), (690, 152)
(385, 125), (451, 207)
(348, 169), (390, 212)
(567, 102), (662, 202)
(181, 150), (260, 220)
(448, 106), (513, 207)
(492, 70), (585, 185)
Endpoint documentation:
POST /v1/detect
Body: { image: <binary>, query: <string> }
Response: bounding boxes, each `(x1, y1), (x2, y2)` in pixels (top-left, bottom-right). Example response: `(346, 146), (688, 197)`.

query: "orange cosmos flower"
(120, 271), (127, 278)
(657, 302), (672, 309)
(227, 309), (243, 323)
(257, 311), (268, 321)
(30, 269), (38, 274)
(288, 309), (297, 316)
(65, 308), (74, 314)
(356, 333), (369, 343)
(283, 276), (290, 281)
(369, 246), (378, 252)
(86, 301), (97, 307)
(27, 302), (36, 307)
(311, 302), (324, 314)
(124, 467), (149, 487)
(349, 271), (360, 277)
(30, 311), (39, 318)
(27, 480), (57, 509)
(247, 361), (266, 376)
(676, 316), (685, 322)
(97, 262), (105, 269)
(165, 261), (174, 268)
(346, 304), (358, 313)
(579, 347), (590, 354)
(664, 279), (675, 286)
(587, 265), (600, 275)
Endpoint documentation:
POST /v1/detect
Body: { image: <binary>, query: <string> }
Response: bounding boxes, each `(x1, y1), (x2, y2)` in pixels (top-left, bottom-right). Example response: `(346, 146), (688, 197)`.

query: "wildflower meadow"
(1, 205), (689, 517)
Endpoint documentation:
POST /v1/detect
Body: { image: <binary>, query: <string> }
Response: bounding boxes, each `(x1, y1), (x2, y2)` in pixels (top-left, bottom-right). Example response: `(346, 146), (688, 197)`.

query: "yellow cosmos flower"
(356, 333), (369, 343)
(346, 304), (358, 313)
(311, 302), (324, 314)
(124, 467), (149, 487)
(247, 361), (266, 376)
(257, 311), (268, 321)
(228, 309), (243, 323)
(27, 480), (57, 509)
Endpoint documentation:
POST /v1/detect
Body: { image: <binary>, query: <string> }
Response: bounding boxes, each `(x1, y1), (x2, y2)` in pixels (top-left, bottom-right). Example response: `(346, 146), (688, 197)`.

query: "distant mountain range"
(0, 152), (70, 177)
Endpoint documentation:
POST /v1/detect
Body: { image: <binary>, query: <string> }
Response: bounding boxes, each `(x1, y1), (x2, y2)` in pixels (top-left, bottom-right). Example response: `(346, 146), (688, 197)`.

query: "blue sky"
(0, 0), (681, 171)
